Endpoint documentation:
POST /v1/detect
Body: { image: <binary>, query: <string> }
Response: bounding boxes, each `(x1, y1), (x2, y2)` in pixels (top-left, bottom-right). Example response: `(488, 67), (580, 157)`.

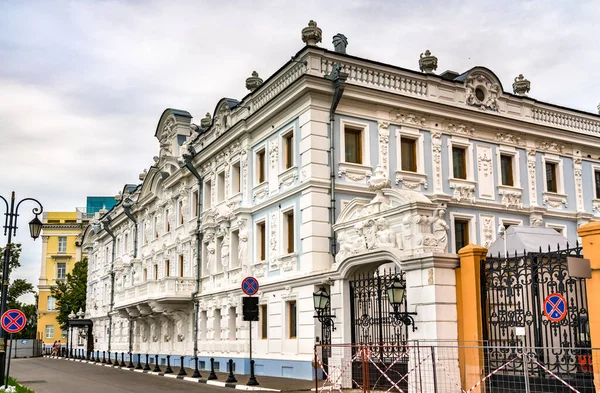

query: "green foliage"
(51, 258), (88, 330)
(7, 377), (36, 393)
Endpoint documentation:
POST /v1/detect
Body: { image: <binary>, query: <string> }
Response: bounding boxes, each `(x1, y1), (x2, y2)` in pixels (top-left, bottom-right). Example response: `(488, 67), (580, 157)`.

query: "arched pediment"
(456, 67), (504, 112)
(208, 98), (239, 137)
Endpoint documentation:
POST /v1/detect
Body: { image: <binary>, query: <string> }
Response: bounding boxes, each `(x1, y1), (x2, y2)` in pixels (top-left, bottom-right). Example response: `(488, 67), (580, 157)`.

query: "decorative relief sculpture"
(375, 218), (394, 247)
(447, 123), (475, 136)
(500, 190), (523, 209)
(221, 229), (230, 268)
(482, 216), (494, 248)
(477, 150), (493, 177)
(338, 167), (371, 181)
(206, 238), (216, 275)
(431, 132), (443, 192)
(574, 157), (584, 212)
(269, 212), (279, 269)
(176, 318), (186, 342)
(392, 111), (426, 127)
(378, 122), (390, 171)
(237, 219), (248, 267)
(432, 208), (449, 252)
(451, 184), (475, 203)
(526, 149), (538, 206)
(495, 133), (522, 145)
(465, 74), (500, 111)
(537, 141), (564, 153)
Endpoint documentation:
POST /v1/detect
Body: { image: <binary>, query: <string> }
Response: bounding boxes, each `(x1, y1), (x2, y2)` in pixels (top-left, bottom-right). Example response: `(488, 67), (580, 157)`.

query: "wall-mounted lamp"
(313, 287), (336, 331)
(387, 276), (417, 332)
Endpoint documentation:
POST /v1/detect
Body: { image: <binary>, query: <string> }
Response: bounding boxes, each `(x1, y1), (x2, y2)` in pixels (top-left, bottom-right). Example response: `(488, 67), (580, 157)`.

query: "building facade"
(82, 21), (600, 380)
(37, 211), (89, 344)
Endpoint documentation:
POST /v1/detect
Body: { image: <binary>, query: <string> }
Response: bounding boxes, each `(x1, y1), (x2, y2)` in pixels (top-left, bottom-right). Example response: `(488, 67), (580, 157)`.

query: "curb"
(44, 356), (279, 391)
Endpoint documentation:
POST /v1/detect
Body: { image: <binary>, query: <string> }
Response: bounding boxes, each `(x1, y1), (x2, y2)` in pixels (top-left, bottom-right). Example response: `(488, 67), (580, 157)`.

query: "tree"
(51, 258), (87, 331)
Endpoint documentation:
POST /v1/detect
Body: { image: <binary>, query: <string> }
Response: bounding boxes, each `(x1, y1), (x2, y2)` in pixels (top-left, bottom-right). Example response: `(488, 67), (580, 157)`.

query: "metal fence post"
(431, 346), (438, 393)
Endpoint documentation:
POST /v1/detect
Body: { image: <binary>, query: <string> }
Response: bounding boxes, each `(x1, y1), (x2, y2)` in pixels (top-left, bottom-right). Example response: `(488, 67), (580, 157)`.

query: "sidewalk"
(44, 356), (315, 392)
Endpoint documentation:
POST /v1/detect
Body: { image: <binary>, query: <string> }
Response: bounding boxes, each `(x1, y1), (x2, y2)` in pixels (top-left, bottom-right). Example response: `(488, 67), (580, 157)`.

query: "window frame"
(231, 160), (241, 195)
(192, 188), (199, 217)
(47, 296), (56, 311)
(400, 137), (418, 172)
(255, 147), (266, 184)
(164, 259), (170, 277)
(594, 168), (600, 199)
(281, 127), (295, 170)
(545, 223), (568, 238)
(496, 146), (521, 189)
(288, 300), (297, 339)
(449, 212), (476, 254)
(448, 139), (474, 182)
(339, 119), (371, 166)
(204, 179), (213, 209)
(541, 154), (564, 194)
(58, 236), (67, 253)
(217, 170), (226, 202)
(260, 304), (268, 339)
(281, 206), (295, 255)
(57, 262), (66, 280)
(179, 254), (184, 277)
(45, 325), (54, 339)
(256, 219), (267, 262)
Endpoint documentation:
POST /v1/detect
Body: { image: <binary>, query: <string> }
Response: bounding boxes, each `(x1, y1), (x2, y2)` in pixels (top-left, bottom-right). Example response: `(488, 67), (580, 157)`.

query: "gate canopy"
(487, 226), (570, 256)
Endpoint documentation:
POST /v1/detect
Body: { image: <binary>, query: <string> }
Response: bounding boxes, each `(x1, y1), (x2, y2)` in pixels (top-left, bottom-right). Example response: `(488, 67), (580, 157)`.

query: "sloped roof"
(487, 226), (571, 257)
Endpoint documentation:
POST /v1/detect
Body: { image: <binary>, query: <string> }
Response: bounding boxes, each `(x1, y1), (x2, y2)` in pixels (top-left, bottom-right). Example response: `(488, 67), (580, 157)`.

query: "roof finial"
(512, 74), (531, 96)
(419, 50), (438, 74)
(332, 33), (348, 54)
(245, 71), (263, 91)
(200, 112), (212, 128)
(302, 20), (322, 46)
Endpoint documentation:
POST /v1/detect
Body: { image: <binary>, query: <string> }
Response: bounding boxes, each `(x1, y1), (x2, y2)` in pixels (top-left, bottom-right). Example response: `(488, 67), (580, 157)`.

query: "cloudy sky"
(1, 0), (599, 303)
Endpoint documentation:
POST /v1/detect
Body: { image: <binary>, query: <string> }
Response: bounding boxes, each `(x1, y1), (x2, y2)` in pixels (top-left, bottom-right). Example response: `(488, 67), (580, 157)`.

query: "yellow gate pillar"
(578, 222), (600, 389)
(457, 244), (487, 392)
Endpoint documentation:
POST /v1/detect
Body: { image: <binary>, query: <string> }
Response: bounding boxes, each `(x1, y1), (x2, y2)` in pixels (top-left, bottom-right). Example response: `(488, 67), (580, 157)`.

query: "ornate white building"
(83, 21), (600, 380)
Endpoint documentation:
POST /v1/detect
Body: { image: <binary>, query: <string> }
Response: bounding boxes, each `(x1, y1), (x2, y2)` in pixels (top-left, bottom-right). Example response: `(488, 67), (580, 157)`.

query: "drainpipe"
(102, 219), (116, 353)
(122, 200), (137, 355)
(326, 63), (348, 256)
(180, 147), (203, 376)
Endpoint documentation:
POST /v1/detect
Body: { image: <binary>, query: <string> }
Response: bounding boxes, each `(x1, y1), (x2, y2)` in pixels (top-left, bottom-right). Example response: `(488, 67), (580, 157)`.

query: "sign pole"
(4, 333), (12, 388)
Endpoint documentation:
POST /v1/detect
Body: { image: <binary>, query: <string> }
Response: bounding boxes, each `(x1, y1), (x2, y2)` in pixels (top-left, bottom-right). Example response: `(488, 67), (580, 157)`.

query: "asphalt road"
(10, 357), (232, 393)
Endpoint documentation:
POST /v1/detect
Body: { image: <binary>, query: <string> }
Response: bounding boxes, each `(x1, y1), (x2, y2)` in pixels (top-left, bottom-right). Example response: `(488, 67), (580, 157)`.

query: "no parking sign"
(544, 293), (568, 323)
(1, 309), (26, 334)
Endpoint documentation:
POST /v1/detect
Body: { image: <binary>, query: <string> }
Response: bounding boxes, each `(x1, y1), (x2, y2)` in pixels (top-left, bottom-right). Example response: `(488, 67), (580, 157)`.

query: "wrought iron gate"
(349, 267), (409, 388)
(481, 245), (592, 392)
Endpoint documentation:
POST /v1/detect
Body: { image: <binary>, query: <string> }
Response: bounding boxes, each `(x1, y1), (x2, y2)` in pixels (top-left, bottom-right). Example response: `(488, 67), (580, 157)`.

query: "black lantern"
(387, 275), (418, 332)
(312, 287), (336, 330)
(28, 216), (43, 240)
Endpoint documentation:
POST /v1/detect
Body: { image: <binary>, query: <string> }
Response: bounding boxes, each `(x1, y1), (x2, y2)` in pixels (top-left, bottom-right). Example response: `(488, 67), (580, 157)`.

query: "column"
(39, 236), (49, 286)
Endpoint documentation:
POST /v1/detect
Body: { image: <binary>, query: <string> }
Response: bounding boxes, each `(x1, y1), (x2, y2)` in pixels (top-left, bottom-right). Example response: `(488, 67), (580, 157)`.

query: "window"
(200, 311), (207, 340)
(58, 237), (67, 253)
(288, 301), (297, 339)
(124, 233), (129, 253)
(153, 264), (158, 280)
(500, 155), (514, 186)
(217, 171), (225, 202)
(452, 147), (467, 179)
(165, 209), (171, 232)
(47, 296), (56, 311)
(204, 180), (212, 208)
(179, 255), (184, 277)
(116, 238), (121, 255)
(284, 210), (295, 254)
(142, 220), (147, 244)
(45, 325), (54, 339)
(400, 138), (417, 172)
(143, 268), (147, 282)
(231, 230), (240, 268)
(546, 162), (558, 192)
(57, 263), (66, 279)
(214, 309), (221, 341)
(165, 260), (170, 277)
(228, 307), (236, 340)
(257, 222), (266, 261)
(595, 171), (600, 198)
(178, 200), (184, 225)
(216, 237), (223, 273)
(284, 132), (294, 169)
(260, 305), (268, 339)
(344, 126), (363, 164)
(454, 220), (470, 252)
(154, 216), (159, 239)
(192, 190), (199, 217)
(232, 162), (241, 194)
(257, 150), (266, 183)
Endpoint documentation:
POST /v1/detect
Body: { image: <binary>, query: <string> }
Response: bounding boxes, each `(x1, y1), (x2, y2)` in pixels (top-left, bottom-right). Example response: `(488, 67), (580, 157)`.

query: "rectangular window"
(231, 230), (240, 268)
(142, 221), (147, 245)
(45, 325), (54, 339)
(452, 147), (467, 179)
(400, 138), (417, 172)
(124, 233), (129, 253)
(546, 162), (558, 192)
(179, 200), (184, 225)
(47, 296), (56, 311)
(216, 237), (223, 273)
(260, 305), (268, 339)
(58, 237), (67, 253)
(344, 126), (363, 164)
(57, 263), (66, 279)
(217, 171), (225, 202)
(153, 264), (158, 280)
(143, 268), (148, 282)
(285, 210), (295, 254)
(214, 309), (221, 341)
(165, 209), (170, 232)
(232, 162), (241, 194)
(595, 171), (600, 198)
(154, 216), (159, 238)
(257, 150), (266, 183)
(288, 301), (297, 339)
(165, 260), (170, 277)
(500, 155), (514, 186)
(284, 133), (294, 169)
(204, 180), (212, 208)
(193, 190), (199, 217)
(257, 221), (266, 261)
(179, 255), (184, 277)
(454, 220), (470, 253)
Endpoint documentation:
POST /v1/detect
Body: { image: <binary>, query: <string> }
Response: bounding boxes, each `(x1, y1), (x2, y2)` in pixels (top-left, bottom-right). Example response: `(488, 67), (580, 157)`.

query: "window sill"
(338, 162), (372, 182)
(278, 166), (298, 189)
(395, 171), (427, 190)
(227, 192), (243, 210)
(449, 178), (476, 203)
(498, 186), (523, 209)
(279, 252), (297, 273)
(543, 191), (568, 208)
(252, 182), (269, 203)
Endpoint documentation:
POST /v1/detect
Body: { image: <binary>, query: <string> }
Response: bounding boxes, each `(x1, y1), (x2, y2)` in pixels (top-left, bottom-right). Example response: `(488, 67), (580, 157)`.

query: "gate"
(349, 267), (410, 389)
(481, 245), (592, 392)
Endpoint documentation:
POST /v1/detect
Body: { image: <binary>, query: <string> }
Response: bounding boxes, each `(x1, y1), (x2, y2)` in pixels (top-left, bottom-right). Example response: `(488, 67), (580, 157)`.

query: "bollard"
(120, 352), (126, 367)
(226, 359), (237, 383)
(79, 349), (82, 359)
(164, 355), (173, 374)
(247, 359), (259, 386)
(114, 351), (120, 366)
(127, 352), (134, 368)
(135, 354), (142, 370)
(90, 351), (95, 362)
(178, 356), (187, 376)
(102, 351), (106, 363)
(153, 355), (161, 372)
(192, 356), (202, 378)
(208, 357), (218, 380)
(86, 350), (90, 361)
(144, 354), (151, 371)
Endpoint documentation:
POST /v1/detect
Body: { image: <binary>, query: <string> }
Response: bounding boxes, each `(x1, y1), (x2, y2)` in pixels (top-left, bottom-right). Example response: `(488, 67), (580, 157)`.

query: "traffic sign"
(544, 293), (568, 323)
(1, 309), (27, 334)
(242, 276), (259, 296)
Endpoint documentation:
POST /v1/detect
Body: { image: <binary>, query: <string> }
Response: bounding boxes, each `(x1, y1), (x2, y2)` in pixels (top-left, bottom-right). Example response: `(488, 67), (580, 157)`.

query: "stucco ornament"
(301, 20), (322, 46)
(206, 240), (216, 275)
(512, 74), (530, 96)
(419, 50), (438, 73)
(466, 74), (500, 111)
(245, 71), (263, 91)
(237, 220), (248, 266)
(432, 208), (449, 252)
(176, 318), (185, 342)
(221, 230), (230, 268)
(200, 112), (212, 129)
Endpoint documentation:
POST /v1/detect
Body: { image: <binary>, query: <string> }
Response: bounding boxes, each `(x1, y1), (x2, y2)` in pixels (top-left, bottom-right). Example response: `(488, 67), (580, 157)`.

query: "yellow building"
(37, 211), (89, 345)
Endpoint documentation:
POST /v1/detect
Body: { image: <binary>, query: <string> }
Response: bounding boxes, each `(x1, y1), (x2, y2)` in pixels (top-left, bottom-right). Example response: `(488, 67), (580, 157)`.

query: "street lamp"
(0, 191), (43, 381)
(387, 276), (418, 332)
(312, 287), (336, 331)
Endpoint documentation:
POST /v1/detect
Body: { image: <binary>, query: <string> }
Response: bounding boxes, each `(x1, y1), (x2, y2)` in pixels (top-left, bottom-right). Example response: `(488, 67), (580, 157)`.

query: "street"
(10, 357), (232, 393)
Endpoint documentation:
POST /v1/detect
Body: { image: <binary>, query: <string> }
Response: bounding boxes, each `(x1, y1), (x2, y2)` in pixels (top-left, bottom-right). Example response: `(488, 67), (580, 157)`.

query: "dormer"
(154, 109), (193, 173)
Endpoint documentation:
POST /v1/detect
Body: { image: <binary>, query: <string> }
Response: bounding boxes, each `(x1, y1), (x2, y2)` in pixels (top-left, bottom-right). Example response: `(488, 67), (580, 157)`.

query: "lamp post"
(387, 276), (418, 332)
(0, 191), (43, 382)
(312, 287), (336, 331)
